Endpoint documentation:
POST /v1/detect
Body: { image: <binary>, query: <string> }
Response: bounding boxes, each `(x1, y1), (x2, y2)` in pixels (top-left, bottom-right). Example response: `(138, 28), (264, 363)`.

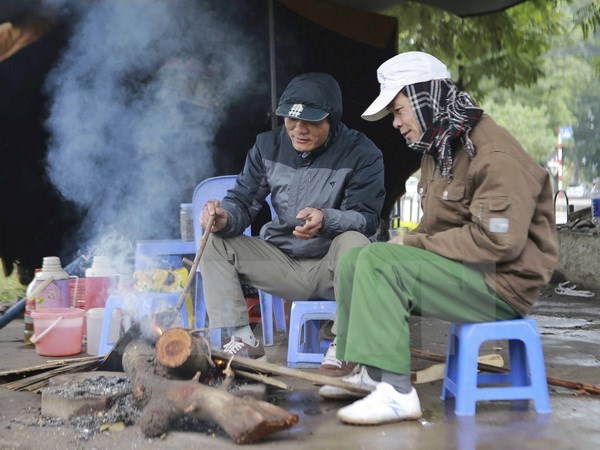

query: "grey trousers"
(199, 231), (370, 330)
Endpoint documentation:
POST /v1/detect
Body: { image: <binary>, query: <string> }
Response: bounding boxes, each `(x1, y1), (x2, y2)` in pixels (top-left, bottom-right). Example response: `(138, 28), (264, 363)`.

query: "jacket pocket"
(470, 196), (512, 245)
(429, 180), (467, 225)
(432, 180), (466, 201)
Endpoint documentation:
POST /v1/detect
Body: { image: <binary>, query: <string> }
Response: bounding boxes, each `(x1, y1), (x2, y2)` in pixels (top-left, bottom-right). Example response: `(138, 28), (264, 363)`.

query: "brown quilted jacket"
(403, 114), (558, 314)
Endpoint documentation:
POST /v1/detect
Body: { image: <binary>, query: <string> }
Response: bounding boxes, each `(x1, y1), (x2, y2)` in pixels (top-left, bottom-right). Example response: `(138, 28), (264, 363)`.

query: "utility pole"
(557, 131), (563, 192)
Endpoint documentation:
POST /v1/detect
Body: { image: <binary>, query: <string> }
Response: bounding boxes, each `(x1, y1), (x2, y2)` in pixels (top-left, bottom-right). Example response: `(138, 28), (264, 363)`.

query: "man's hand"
(201, 200), (227, 233)
(293, 207), (324, 239)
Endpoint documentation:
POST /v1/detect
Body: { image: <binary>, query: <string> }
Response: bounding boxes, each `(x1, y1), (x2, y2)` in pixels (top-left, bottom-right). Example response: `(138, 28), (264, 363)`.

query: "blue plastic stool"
(134, 239), (196, 270)
(441, 318), (552, 416)
(97, 293), (188, 356)
(287, 300), (336, 367)
(258, 292), (287, 346)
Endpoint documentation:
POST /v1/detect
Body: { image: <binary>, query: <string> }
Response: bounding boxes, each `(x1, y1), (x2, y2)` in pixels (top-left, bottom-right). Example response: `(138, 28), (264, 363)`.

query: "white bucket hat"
(361, 51), (451, 122)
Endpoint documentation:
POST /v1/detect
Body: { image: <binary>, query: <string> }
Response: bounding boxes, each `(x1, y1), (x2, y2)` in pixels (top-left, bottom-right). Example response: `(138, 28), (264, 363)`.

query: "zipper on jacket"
(477, 202), (484, 221)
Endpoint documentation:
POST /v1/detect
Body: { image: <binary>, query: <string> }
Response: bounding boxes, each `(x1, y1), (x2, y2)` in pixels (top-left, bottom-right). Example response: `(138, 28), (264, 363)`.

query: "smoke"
(44, 0), (257, 275)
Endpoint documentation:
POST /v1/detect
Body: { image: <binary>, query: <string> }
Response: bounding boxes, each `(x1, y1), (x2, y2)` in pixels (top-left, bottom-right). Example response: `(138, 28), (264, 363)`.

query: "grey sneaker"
(319, 342), (357, 377)
(318, 365), (377, 400)
(222, 336), (266, 360)
(337, 384), (422, 425)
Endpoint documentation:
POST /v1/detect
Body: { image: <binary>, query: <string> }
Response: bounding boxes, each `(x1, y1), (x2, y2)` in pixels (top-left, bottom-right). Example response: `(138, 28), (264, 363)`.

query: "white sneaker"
(318, 365), (376, 400)
(337, 383), (422, 425)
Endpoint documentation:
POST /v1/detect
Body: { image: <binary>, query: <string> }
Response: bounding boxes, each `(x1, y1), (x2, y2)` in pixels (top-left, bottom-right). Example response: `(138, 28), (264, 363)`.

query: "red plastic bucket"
(31, 307), (85, 356)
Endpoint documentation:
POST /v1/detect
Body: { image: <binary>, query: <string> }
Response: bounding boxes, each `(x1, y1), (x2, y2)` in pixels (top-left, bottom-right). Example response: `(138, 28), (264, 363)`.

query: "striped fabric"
(405, 79), (483, 177)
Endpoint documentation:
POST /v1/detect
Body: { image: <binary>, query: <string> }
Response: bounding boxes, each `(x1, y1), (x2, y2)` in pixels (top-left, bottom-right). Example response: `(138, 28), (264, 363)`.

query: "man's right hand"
(200, 200), (227, 233)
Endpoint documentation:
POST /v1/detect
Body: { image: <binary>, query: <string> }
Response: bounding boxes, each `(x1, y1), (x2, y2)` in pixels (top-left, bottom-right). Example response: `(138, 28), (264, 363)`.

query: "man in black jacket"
(199, 73), (385, 371)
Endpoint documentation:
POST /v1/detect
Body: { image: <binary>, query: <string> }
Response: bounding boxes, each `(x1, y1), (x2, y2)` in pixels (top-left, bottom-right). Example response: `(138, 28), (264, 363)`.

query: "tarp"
(0, 0), (528, 61)
(0, 0), (527, 23)
(330, 0), (527, 18)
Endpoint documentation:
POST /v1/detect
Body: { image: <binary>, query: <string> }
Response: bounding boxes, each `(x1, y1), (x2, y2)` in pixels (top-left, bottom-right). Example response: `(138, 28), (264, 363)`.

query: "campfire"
(0, 300), (374, 445)
(0, 302), (302, 445)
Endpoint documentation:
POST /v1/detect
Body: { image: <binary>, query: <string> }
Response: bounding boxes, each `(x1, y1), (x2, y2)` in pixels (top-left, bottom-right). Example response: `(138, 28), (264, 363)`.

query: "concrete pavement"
(0, 283), (599, 449)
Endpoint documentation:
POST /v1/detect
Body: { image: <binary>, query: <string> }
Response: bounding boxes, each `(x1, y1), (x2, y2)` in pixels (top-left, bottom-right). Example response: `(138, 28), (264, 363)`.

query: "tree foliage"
(571, 75), (600, 181)
(481, 100), (556, 162)
(384, 0), (600, 185)
(385, 0), (565, 96)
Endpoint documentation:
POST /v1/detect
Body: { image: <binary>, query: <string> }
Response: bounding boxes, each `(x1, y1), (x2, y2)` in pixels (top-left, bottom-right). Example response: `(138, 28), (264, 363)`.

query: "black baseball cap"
(276, 103), (329, 122)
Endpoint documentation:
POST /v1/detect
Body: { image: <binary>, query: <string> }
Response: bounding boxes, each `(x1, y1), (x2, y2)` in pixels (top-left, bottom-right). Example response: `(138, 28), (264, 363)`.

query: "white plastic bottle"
(591, 178), (600, 227)
(24, 257), (70, 345)
(24, 269), (41, 346)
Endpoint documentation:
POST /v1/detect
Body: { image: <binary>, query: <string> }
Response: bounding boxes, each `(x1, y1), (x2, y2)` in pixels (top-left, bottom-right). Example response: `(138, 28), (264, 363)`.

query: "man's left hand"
(294, 207), (324, 239)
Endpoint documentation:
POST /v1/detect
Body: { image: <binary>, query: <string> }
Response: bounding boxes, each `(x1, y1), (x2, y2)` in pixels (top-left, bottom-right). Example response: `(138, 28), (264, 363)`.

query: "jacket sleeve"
(215, 143), (269, 237)
(403, 152), (537, 264)
(319, 142), (385, 238)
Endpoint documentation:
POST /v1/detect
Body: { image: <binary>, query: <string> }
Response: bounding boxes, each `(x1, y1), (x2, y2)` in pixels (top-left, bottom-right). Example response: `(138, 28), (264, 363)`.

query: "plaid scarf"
(405, 79), (483, 177)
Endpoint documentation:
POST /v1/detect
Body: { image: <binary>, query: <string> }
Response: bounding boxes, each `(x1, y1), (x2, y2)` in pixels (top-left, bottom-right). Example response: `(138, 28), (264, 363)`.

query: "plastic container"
(31, 307), (85, 356)
(180, 203), (194, 241)
(70, 277), (86, 309)
(85, 308), (105, 356)
(29, 256), (71, 308)
(24, 269), (41, 346)
(84, 256), (119, 310)
(24, 257), (74, 345)
(591, 179), (600, 227)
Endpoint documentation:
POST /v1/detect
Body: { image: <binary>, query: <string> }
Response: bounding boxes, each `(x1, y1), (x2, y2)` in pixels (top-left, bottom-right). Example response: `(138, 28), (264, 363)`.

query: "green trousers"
(335, 243), (520, 375)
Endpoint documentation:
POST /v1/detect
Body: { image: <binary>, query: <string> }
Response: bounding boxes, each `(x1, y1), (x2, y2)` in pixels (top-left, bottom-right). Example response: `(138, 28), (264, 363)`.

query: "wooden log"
(211, 349), (373, 395)
(155, 327), (212, 380)
(412, 354), (504, 384)
(156, 328), (287, 390)
(233, 369), (289, 390)
(122, 340), (298, 444)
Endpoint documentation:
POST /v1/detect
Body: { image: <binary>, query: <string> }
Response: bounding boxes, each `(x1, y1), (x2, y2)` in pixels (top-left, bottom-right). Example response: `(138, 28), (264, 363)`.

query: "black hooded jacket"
(217, 72), (385, 258)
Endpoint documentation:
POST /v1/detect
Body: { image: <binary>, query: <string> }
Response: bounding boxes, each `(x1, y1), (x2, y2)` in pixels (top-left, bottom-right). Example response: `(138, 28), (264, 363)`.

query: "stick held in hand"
(174, 201), (219, 313)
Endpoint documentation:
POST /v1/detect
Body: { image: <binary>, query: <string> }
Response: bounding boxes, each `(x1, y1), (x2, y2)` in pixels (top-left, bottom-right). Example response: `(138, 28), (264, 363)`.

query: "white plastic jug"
(28, 256), (71, 309)
(85, 307), (105, 356)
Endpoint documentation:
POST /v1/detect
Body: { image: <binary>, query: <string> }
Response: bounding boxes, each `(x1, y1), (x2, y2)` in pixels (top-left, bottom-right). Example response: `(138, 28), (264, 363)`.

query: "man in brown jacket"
(318, 51), (559, 425)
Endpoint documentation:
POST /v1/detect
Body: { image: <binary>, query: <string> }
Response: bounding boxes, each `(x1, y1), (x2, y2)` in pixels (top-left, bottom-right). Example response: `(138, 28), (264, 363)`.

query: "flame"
(150, 319), (164, 337)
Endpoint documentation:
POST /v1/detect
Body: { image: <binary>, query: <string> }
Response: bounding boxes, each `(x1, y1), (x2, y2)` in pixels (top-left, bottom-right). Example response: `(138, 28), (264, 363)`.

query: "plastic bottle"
(24, 257), (70, 345)
(84, 256), (119, 310)
(180, 203), (194, 241)
(24, 269), (41, 346)
(591, 178), (600, 227)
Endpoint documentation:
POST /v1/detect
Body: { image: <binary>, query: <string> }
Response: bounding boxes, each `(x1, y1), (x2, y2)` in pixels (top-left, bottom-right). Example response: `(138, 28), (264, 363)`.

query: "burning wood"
(154, 327), (212, 379)
(122, 330), (298, 444)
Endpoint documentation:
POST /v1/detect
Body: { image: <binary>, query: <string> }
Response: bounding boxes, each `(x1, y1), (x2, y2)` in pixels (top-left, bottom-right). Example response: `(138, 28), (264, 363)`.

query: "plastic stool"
(98, 293), (188, 356)
(441, 318), (551, 416)
(134, 239), (196, 270)
(258, 292), (287, 347)
(287, 300), (336, 367)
